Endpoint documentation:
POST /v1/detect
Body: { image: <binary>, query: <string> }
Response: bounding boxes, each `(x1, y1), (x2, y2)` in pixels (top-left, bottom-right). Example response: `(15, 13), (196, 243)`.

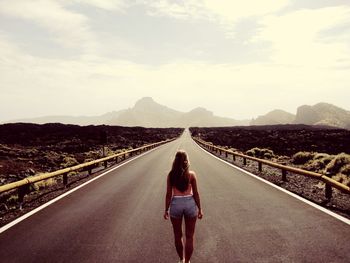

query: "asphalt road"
(0, 130), (349, 262)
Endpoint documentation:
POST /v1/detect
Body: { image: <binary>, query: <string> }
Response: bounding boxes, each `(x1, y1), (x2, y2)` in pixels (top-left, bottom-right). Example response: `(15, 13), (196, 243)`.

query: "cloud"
(2, 29), (349, 120)
(145, 0), (290, 37)
(66, 0), (126, 10)
(254, 6), (350, 68)
(202, 0), (289, 21)
(146, 0), (289, 19)
(0, 0), (94, 51)
(1, 1), (350, 121)
(146, 0), (206, 19)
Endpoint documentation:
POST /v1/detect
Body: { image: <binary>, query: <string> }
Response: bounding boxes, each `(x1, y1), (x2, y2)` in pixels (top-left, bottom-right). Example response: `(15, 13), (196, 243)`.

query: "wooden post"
(282, 169), (287, 182)
(243, 157), (247, 165)
(18, 185), (29, 210)
(104, 161), (108, 168)
(225, 151), (228, 158)
(232, 154), (236, 162)
(258, 162), (262, 172)
(88, 166), (92, 175)
(63, 173), (68, 188)
(325, 184), (332, 199)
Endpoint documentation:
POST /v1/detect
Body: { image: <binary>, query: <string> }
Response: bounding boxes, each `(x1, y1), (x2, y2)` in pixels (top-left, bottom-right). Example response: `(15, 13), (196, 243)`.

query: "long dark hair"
(169, 150), (190, 192)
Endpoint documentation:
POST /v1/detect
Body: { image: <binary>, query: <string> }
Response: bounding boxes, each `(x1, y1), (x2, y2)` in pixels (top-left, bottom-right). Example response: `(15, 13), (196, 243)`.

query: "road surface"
(0, 130), (349, 262)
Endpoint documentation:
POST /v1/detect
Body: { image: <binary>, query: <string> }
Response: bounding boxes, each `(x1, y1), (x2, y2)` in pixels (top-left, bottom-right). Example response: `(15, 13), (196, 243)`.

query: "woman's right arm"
(191, 172), (203, 219)
(164, 174), (172, 220)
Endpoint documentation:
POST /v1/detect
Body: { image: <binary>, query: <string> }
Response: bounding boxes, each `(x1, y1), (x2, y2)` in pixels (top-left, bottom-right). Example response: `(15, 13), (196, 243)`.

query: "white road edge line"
(0, 146), (163, 234)
(194, 141), (350, 226)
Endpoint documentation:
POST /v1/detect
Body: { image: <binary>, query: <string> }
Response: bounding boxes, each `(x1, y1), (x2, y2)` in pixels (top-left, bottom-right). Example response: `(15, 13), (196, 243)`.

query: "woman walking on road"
(164, 150), (203, 263)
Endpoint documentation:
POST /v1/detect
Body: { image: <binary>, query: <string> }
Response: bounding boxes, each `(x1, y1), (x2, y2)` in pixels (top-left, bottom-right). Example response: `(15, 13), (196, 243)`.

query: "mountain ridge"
(250, 102), (350, 129)
(7, 97), (248, 128)
(6, 99), (350, 129)
(251, 109), (295, 125)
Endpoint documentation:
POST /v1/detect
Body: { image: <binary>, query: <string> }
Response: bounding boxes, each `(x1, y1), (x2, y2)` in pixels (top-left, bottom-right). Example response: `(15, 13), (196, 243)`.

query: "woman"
(164, 150), (203, 263)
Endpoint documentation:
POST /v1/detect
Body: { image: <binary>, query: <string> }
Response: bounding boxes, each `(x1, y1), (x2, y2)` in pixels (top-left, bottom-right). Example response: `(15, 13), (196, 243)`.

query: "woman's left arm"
(164, 174), (172, 220)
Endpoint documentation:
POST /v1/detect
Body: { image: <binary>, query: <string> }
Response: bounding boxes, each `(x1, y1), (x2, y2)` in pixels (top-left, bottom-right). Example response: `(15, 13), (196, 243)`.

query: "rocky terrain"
(190, 124), (350, 156)
(0, 123), (183, 186)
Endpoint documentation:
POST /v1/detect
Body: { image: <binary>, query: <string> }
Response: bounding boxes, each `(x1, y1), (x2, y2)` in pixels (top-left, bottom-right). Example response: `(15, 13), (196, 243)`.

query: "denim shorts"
(169, 196), (198, 218)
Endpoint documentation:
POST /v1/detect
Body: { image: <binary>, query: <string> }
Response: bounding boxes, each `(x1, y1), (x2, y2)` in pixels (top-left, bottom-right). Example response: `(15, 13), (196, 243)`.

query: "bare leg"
(184, 216), (197, 263)
(171, 216), (184, 261)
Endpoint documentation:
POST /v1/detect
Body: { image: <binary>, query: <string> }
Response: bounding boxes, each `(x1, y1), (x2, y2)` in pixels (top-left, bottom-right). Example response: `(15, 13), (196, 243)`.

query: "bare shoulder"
(189, 170), (197, 181)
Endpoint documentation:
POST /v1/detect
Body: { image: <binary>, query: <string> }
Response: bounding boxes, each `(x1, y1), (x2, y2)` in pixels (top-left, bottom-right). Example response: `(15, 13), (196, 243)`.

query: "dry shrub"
(33, 178), (57, 190)
(340, 164), (350, 176)
(84, 150), (100, 160)
(292, 151), (315, 164)
(313, 153), (331, 160)
(83, 158), (94, 163)
(246, 147), (274, 159)
(325, 153), (350, 175)
(60, 156), (79, 168)
(303, 154), (334, 173)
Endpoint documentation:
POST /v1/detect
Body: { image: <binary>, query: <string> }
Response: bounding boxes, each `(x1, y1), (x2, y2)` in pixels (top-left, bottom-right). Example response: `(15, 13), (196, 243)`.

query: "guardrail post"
(232, 154), (236, 162)
(325, 184), (332, 199)
(282, 170), (287, 182)
(258, 162), (262, 172)
(88, 166), (93, 175)
(63, 173), (68, 188)
(18, 185), (29, 210)
(225, 152), (228, 158)
(243, 157), (247, 165)
(104, 161), (108, 168)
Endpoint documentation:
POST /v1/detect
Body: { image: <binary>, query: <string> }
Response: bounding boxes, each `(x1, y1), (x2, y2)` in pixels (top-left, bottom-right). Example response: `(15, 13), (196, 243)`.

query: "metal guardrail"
(0, 138), (177, 207)
(193, 137), (350, 199)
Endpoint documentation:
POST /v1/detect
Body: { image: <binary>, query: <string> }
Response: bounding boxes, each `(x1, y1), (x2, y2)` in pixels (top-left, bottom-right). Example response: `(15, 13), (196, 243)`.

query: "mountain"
(108, 97), (248, 127)
(249, 103), (350, 129)
(7, 99), (349, 129)
(107, 97), (183, 127)
(177, 107), (248, 127)
(7, 97), (248, 128)
(294, 102), (350, 129)
(8, 111), (125, 126)
(250, 109), (295, 125)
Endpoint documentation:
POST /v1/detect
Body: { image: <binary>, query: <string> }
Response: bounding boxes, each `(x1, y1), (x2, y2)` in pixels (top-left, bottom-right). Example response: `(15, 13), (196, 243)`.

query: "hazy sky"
(1, 0), (350, 122)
